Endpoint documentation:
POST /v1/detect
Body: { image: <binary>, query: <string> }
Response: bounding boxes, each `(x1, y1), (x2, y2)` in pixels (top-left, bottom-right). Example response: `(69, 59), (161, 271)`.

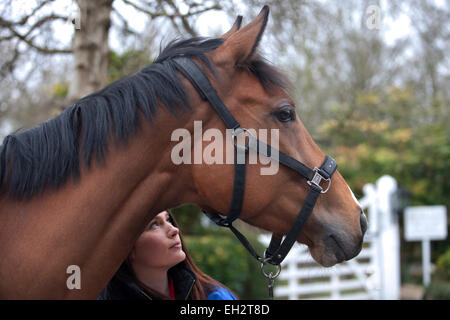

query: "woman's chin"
(174, 250), (186, 264)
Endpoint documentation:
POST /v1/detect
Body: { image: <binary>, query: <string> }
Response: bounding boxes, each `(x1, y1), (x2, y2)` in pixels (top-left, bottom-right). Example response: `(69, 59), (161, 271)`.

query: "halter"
(173, 57), (338, 297)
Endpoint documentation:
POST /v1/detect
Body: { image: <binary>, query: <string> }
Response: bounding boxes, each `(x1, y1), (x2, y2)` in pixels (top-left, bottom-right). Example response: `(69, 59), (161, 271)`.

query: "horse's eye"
(275, 109), (295, 122)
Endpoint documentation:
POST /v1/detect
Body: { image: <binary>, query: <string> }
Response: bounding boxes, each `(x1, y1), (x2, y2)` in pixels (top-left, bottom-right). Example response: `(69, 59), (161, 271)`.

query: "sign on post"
(405, 206), (447, 241)
(404, 205), (447, 286)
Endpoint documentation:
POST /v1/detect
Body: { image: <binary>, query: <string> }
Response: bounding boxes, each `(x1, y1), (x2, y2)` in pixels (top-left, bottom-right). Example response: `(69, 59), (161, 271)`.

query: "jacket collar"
(168, 262), (196, 300)
(101, 261), (196, 300)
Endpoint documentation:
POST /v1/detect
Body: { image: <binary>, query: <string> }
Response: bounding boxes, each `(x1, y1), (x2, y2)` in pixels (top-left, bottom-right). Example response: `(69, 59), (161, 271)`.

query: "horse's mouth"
(328, 235), (347, 262)
(308, 234), (363, 267)
(327, 234), (363, 264)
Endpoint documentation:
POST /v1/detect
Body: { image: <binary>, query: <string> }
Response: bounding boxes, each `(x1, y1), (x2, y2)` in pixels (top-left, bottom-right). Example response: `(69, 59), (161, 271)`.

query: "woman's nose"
(167, 223), (179, 237)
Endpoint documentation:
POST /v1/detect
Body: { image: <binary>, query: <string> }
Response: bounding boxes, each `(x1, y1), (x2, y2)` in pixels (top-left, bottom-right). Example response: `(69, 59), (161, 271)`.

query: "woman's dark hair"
(108, 210), (237, 300)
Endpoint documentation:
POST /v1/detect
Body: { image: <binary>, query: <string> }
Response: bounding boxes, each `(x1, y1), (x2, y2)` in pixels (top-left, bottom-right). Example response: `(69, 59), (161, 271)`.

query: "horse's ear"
(216, 5), (269, 65)
(221, 16), (243, 40)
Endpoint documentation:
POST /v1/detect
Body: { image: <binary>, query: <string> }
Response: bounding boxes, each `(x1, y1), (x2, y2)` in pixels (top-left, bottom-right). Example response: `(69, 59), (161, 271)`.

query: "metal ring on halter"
(260, 262), (282, 279)
(231, 127), (255, 152)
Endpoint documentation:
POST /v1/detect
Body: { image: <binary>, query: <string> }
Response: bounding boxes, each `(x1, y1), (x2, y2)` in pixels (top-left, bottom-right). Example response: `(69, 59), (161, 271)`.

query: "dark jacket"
(98, 261), (197, 300)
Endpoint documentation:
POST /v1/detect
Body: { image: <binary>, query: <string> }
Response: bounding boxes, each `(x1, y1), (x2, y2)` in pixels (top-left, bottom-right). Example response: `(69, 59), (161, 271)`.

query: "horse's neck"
(0, 110), (196, 299)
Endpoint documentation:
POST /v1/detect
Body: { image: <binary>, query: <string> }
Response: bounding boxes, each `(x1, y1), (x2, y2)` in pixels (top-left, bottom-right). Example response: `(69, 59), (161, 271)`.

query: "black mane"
(0, 36), (288, 200)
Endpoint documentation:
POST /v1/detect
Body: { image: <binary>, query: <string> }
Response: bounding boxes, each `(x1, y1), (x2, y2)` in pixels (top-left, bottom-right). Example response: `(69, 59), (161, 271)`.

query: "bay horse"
(0, 6), (366, 299)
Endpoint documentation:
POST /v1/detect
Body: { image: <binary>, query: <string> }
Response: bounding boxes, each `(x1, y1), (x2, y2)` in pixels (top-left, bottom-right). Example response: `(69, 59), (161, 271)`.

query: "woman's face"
(130, 211), (186, 270)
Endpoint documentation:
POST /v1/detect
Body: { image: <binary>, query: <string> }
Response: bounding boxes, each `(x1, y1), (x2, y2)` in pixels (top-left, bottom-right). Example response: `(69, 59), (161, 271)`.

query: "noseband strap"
(173, 57), (337, 266)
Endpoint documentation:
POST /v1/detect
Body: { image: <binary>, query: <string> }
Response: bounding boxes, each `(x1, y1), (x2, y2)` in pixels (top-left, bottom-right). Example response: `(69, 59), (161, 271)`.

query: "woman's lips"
(170, 242), (181, 249)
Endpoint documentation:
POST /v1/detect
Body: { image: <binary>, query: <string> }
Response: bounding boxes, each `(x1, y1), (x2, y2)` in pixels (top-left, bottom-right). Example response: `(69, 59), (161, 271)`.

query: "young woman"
(99, 210), (237, 300)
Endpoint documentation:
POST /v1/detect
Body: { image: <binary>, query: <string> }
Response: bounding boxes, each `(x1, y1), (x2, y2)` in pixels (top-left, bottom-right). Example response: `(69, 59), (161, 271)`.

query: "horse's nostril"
(360, 211), (368, 235)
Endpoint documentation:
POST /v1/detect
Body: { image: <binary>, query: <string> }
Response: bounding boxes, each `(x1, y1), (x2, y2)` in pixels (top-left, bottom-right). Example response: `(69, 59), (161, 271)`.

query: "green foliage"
(184, 235), (248, 295)
(435, 248), (450, 282)
(423, 281), (450, 300)
(318, 86), (449, 209)
(184, 232), (268, 299)
(171, 204), (210, 235)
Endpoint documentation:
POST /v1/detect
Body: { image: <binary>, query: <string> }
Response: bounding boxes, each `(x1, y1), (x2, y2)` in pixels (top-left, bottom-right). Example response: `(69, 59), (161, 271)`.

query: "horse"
(0, 6), (366, 299)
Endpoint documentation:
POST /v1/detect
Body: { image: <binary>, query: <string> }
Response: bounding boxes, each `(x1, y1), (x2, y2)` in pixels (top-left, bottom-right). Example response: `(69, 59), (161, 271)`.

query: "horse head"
(182, 6), (366, 267)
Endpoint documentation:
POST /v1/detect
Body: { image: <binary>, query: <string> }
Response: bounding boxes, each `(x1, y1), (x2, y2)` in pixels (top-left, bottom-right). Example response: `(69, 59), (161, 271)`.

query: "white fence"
(260, 175), (401, 300)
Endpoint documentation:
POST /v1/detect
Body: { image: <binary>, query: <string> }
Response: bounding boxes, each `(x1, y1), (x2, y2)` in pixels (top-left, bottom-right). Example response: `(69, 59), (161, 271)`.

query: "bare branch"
(121, 0), (221, 37)
(1, 0), (55, 27)
(0, 14), (73, 54)
(0, 43), (20, 78)
(164, 0), (195, 35)
(24, 14), (69, 38)
(121, 0), (166, 19)
(112, 7), (139, 35)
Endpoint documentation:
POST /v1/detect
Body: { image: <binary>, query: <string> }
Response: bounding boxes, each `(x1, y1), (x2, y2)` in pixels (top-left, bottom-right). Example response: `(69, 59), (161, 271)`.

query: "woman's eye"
(276, 109), (295, 122)
(149, 221), (159, 229)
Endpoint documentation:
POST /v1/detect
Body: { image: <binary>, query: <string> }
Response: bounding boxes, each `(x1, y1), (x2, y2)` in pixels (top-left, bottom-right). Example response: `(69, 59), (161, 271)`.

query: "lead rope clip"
(260, 262), (281, 300)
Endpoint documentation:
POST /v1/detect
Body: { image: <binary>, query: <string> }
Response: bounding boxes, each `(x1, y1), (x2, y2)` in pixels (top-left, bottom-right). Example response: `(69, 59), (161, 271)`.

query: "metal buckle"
(307, 167), (331, 194)
(231, 127), (255, 152)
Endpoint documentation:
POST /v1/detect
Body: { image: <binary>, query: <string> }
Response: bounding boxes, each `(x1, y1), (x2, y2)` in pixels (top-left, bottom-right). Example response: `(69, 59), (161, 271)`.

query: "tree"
(0, 0), (221, 131)
(69, 0), (113, 101)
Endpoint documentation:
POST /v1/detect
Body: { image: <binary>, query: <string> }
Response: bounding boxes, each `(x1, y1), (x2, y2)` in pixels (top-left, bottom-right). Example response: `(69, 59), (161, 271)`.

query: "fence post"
(287, 256), (297, 300)
(376, 175), (401, 299)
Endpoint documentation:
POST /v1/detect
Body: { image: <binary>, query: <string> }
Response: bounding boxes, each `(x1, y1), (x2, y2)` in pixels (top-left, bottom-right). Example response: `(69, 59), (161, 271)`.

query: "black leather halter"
(173, 57), (338, 267)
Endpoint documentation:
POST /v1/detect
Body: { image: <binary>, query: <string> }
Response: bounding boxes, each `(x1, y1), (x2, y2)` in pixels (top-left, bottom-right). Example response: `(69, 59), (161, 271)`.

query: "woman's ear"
(213, 6), (269, 66)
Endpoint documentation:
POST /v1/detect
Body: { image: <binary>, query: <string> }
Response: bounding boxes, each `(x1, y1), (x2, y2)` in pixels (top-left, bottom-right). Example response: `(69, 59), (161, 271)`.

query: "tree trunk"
(68, 0), (113, 102)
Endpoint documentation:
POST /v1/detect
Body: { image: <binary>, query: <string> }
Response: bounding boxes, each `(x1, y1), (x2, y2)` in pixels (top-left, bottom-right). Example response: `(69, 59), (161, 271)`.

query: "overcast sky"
(10, 0), (421, 53)
(0, 0), (446, 139)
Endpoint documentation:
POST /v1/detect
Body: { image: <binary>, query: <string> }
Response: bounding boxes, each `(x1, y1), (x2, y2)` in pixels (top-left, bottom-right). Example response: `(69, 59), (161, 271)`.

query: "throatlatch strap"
(265, 234), (283, 259)
(173, 57), (240, 130)
(203, 186), (321, 265)
(203, 208), (266, 262)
